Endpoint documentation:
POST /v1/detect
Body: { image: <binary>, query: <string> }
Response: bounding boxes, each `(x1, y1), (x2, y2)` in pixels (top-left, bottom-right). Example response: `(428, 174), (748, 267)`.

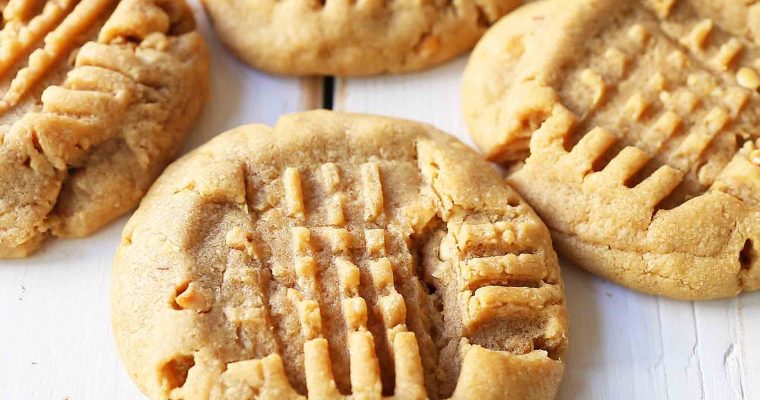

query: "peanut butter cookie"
(112, 111), (568, 399)
(202, 0), (521, 76)
(0, 0), (210, 258)
(463, 0), (760, 299)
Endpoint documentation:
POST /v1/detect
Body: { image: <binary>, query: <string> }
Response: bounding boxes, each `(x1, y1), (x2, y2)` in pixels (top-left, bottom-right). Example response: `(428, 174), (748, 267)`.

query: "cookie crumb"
(750, 149), (760, 165)
(627, 24), (649, 45)
(737, 67), (760, 90)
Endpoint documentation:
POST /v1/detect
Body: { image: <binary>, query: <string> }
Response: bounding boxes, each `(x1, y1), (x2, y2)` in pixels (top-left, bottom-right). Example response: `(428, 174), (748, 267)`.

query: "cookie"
(112, 111), (568, 399)
(462, 0), (760, 299)
(202, 0), (522, 76)
(0, 0), (210, 258)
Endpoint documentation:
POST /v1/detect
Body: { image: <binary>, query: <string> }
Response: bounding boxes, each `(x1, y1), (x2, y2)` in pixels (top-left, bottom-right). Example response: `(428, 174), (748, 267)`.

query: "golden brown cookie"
(112, 111), (568, 399)
(202, 0), (522, 76)
(0, 0), (210, 258)
(463, 0), (760, 299)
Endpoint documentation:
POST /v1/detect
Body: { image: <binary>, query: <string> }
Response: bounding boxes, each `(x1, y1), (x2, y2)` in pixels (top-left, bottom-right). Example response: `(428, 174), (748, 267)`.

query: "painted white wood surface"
(0, 2), (317, 399)
(335, 56), (760, 400)
(2, 1), (759, 398)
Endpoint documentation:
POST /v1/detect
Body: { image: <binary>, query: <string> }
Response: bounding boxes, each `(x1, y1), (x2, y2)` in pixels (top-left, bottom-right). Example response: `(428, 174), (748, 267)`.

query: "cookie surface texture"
(202, 0), (522, 76)
(462, 0), (760, 299)
(0, 0), (210, 258)
(111, 110), (568, 400)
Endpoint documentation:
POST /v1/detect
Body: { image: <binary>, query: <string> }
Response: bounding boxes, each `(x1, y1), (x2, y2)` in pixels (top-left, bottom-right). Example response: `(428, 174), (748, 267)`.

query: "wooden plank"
(658, 299), (706, 399)
(693, 298), (751, 400)
(557, 268), (668, 399)
(335, 53), (760, 400)
(0, 221), (142, 400)
(0, 1), (319, 398)
(183, 1), (321, 151)
(740, 293), (760, 399)
(334, 57), (474, 147)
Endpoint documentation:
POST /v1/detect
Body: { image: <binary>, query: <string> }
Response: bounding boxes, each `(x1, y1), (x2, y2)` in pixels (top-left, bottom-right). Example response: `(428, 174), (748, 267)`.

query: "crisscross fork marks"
(0, 0), (114, 112)
(561, 10), (752, 172)
(0, 0), (79, 77)
(0, 0), (208, 258)
(547, 2), (760, 214)
(218, 164), (430, 397)
(166, 138), (566, 399)
(513, 98), (760, 294)
(282, 163), (429, 397)
(436, 214), (565, 355)
(113, 110), (569, 399)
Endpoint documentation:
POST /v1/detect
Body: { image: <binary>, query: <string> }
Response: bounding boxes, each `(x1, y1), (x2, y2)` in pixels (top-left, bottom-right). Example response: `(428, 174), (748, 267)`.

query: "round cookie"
(0, 0), (210, 258)
(112, 111), (568, 399)
(202, 0), (522, 76)
(463, 0), (760, 299)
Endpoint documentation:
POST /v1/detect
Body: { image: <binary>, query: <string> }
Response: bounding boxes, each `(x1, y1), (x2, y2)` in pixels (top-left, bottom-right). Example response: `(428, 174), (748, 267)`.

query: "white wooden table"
(1, 2), (758, 399)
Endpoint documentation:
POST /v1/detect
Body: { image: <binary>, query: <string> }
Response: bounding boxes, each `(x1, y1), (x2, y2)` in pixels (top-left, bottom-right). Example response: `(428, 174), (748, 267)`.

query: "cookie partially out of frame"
(0, 0), (209, 258)
(112, 111), (568, 399)
(463, 0), (760, 299)
(202, 0), (522, 76)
